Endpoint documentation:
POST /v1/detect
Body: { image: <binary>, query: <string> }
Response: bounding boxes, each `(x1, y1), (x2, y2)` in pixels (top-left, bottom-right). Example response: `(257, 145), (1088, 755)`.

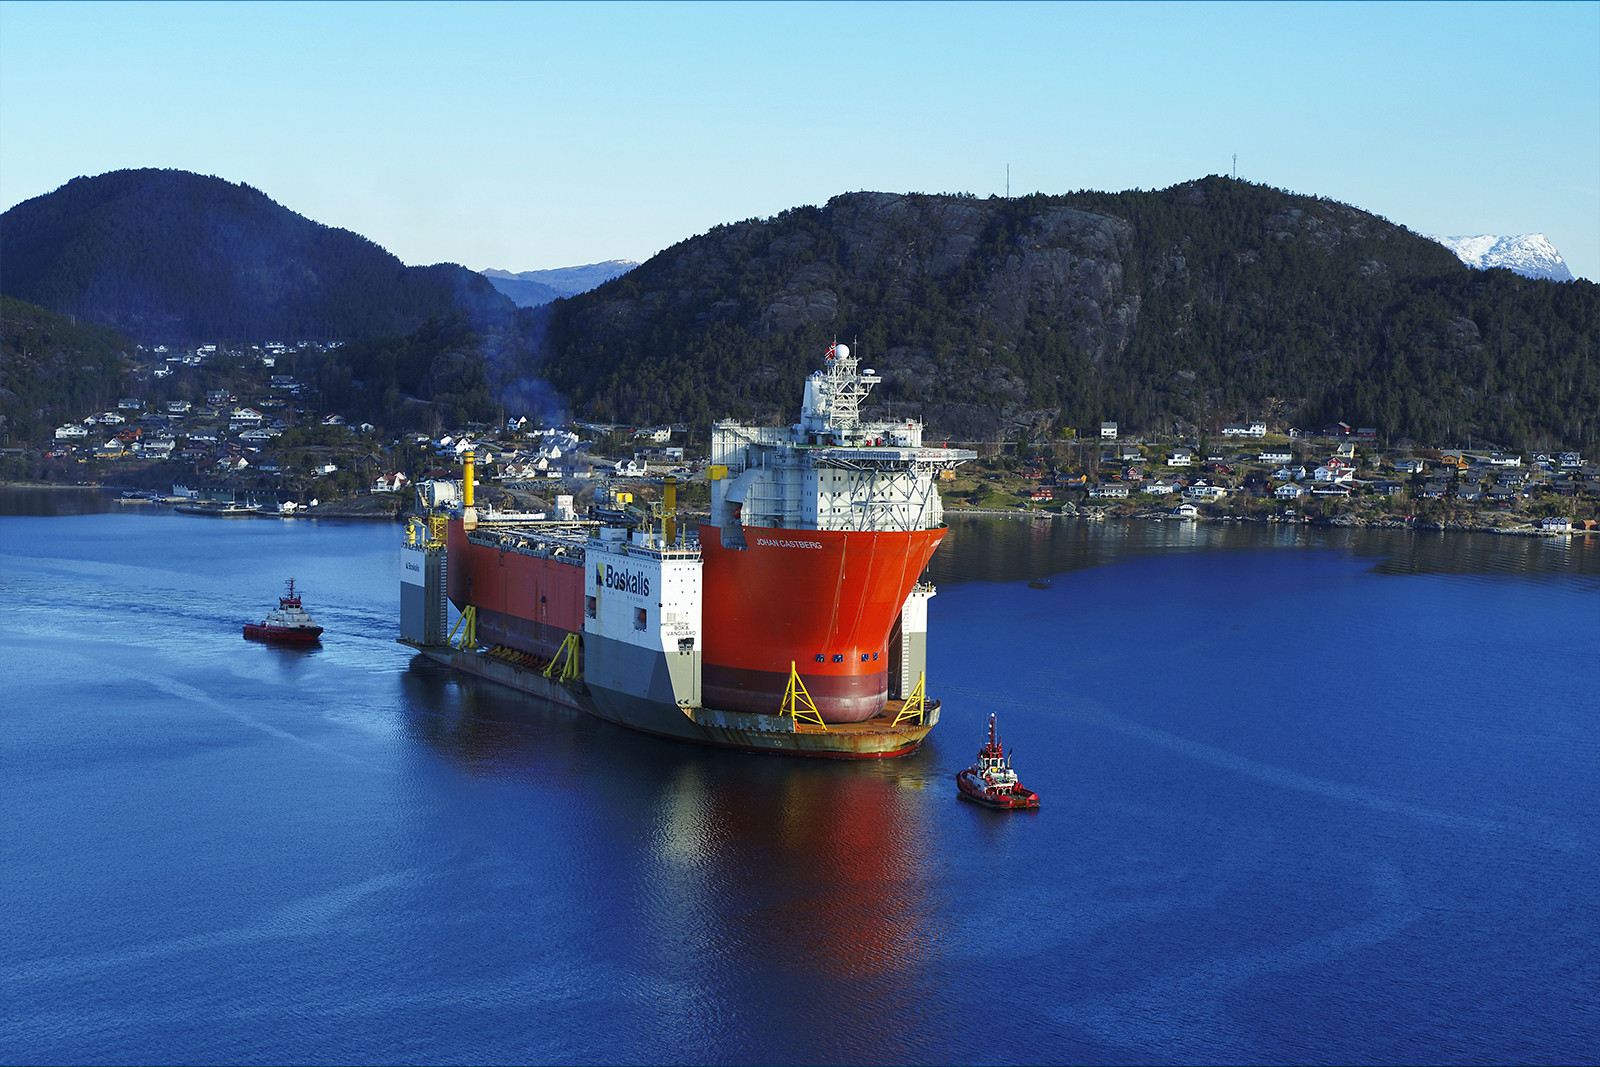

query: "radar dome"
(834, 343), (849, 360)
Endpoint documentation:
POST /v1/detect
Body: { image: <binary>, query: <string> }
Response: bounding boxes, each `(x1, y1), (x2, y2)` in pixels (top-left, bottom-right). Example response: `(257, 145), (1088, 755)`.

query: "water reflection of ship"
(399, 656), (936, 1027)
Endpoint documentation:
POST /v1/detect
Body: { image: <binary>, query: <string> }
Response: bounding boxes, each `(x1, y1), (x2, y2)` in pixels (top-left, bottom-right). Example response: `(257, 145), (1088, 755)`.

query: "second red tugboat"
(243, 579), (324, 645)
(956, 714), (1039, 809)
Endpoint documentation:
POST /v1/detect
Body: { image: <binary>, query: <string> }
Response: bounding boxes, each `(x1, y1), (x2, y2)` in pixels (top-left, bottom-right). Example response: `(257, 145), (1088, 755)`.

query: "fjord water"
(2, 498), (1595, 1065)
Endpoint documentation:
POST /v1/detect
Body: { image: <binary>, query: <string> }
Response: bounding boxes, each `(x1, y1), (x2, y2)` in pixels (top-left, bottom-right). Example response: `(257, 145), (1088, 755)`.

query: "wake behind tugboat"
(243, 579), (324, 644)
(956, 714), (1039, 809)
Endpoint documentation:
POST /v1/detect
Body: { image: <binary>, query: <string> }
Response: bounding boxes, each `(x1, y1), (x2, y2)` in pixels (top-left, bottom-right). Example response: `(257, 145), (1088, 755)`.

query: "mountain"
(479, 275), (564, 308)
(1428, 234), (1575, 282)
(535, 178), (1599, 451)
(482, 260), (638, 306)
(0, 169), (516, 344)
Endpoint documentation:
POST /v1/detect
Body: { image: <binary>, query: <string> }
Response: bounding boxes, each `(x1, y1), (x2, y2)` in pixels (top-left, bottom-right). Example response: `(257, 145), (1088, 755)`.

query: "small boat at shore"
(956, 714), (1039, 809)
(176, 502), (260, 517)
(243, 579), (324, 644)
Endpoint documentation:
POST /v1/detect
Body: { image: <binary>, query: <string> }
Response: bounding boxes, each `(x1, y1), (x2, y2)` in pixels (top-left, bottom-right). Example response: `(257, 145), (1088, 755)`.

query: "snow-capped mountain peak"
(1428, 233), (1574, 282)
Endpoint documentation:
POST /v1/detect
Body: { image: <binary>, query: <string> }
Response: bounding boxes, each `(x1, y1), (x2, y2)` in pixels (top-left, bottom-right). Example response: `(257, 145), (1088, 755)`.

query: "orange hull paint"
(699, 524), (944, 722)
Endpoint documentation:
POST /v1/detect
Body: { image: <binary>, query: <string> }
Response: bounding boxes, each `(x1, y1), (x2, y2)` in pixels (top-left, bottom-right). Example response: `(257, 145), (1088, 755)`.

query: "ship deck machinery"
(399, 343), (976, 757)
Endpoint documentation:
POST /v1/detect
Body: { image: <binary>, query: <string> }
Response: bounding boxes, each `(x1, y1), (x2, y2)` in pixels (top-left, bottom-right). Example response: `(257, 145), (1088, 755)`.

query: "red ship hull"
(698, 524), (945, 722)
(955, 770), (1039, 809)
(243, 623), (323, 644)
(446, 520), (586, 662)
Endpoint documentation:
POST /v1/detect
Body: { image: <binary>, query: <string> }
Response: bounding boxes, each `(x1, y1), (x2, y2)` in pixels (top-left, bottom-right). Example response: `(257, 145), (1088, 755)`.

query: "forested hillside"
(538, 178), (1598, 450)
(0, 169), (515, 345)
(0, 296), (134, 444)
(4, 172), (1595, 452)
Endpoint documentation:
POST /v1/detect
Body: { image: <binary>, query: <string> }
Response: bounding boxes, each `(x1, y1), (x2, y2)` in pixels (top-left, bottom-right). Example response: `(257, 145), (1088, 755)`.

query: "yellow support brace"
(893, 671), (927, 726)
(543, 632), (582, 683)
(449, 604), (477, 650)
(782, 661), (827, 730)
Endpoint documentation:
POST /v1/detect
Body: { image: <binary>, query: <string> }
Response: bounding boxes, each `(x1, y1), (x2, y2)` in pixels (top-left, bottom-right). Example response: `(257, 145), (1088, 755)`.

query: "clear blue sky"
(3, 1), (1597, 279)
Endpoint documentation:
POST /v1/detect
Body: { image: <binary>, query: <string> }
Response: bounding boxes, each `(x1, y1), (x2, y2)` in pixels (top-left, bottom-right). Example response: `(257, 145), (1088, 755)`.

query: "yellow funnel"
(663, 475), (677, 546)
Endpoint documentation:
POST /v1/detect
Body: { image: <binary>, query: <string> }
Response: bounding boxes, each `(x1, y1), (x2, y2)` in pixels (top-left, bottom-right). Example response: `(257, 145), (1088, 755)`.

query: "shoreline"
(4, 482), (1591, 538)
(942, 504), (1596, 537)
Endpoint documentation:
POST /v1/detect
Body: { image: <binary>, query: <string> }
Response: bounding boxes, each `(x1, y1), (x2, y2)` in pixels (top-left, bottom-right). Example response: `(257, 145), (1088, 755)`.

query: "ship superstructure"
(400, 343), (975, 756)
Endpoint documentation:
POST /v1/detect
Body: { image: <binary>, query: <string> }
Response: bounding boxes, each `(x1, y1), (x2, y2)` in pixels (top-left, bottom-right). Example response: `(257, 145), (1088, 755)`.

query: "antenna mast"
(1006, 163), (1010, 198)
(1232, 153), (1237, 179)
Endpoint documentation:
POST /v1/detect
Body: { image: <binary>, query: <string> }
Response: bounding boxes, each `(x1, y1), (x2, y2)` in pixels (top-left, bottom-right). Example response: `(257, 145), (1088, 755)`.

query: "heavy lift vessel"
(399, 343), (976, 756)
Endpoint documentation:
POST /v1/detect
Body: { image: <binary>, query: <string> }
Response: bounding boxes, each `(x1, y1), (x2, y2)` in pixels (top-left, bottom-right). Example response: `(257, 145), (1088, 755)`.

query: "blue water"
(2, 502), (1596, 1065)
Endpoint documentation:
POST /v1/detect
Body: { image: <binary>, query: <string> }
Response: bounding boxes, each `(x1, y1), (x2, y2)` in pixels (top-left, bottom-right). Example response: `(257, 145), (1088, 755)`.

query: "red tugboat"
(956, 714), (1039, 809)
(243, 579), (324, 645)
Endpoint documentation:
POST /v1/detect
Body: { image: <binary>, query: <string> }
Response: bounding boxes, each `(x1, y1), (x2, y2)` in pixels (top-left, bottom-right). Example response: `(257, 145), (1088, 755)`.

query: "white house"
(313, 463), (339, 476)
(1184, 483), (1228, 500)
(1260, 449), (1293, 464)
(55, 424), (88, 440)
(372, 472), (410, 493)
(1168, 449), (1193, 467)
(1540, 517), (1573, 532)
(118, 398), (142, 411)
(1314, 461), (1356, 484)
(1088, 484), (1129, 498)
(1100, 422), (1118, 440)
(1394, 458), (1427, 475)
(1222, 421), (1267, 437)
(1489, 452), (1523, 467)
(1276, 483), (1308, 500)
(1144, 478), (1180, 495)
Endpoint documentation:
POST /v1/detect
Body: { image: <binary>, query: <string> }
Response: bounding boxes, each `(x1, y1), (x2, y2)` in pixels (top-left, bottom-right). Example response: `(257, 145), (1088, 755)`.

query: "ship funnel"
(663, 475), (678, 546)
(462, 450), (478, 531)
